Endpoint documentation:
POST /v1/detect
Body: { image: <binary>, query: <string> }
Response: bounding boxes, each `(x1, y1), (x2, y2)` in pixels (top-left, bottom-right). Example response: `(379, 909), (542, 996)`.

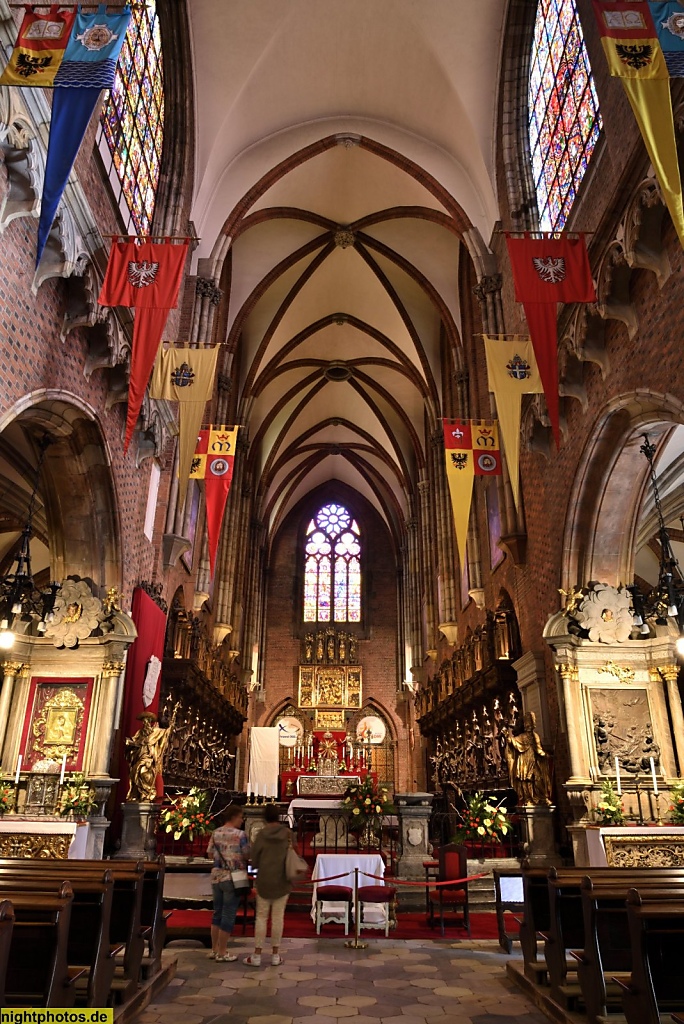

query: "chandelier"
(628, 433), (684, 649)
(0, 436), (59, 650)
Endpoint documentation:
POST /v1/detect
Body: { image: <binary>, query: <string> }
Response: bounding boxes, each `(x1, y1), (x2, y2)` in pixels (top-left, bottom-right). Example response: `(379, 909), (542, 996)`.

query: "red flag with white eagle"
(98, 239), (189, 452)
(505, 233), (595, 447)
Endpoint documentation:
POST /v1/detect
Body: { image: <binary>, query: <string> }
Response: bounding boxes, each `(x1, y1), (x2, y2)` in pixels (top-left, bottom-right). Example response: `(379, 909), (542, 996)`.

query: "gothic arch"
(0, 392), (121, 589)
(561, 391), (684, 589)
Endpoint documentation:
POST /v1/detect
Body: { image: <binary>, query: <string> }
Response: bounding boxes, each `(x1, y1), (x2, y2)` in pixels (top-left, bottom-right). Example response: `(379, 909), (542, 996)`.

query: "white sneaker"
(243, 954), (261, 966)
(271, 954), (282, 966)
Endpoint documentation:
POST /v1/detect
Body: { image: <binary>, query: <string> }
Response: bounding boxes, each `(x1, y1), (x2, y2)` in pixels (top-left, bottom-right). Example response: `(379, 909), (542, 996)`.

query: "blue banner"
(53, 4), (130, 88)
(36, 87), (101, 265)
(651, 1), (684, 75)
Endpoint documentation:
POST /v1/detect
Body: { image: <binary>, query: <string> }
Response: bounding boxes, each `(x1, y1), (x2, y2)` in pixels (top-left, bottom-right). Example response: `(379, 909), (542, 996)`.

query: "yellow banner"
(599, 35), (668, 78)
(150, 345), (219, 505)
(620, 76), (684, 248)
(444, 446), (474, 571)
(483, 338), (543, 509)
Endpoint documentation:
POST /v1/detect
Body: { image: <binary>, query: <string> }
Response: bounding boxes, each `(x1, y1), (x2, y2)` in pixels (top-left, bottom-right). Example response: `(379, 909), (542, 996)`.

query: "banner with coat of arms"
(505, 233), (595, 447)
(443, 419), (501, 568)
(483, 337), (544, 510)
(98, 239), (189, 453)
(190, 426), (239, 576)
(592, 0), (684, 249)
(0, 5), (132, 264)
(149, 345), (220, 507)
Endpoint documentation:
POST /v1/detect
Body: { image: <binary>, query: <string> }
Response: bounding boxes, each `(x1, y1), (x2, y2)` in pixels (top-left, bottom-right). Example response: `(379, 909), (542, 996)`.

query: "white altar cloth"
(0, 818), (89, 858)
(311, 852), (385, 922)
(287, 798), (343, 826)
(585, 825), (684, 866)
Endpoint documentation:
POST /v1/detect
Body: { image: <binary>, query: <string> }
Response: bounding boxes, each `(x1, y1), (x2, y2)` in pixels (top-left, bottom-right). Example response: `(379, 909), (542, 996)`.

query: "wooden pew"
(0, 858), (145, 1002)
(519, 867), (551, 980)
(617, 893), (684, 1024)
(4, 888), (87, 1007)
(0, 868), (118, 1007)
(0, 899), (14, 1008)
(140, 858), (169, 978)
(542, 868), (684, 1008)
(575, 880), (684, 1024)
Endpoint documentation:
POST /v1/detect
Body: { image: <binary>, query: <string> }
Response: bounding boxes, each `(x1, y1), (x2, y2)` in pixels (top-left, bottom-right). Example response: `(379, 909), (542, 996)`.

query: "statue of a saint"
(125, 709), (176, 802)
(505, 711), (552, 806)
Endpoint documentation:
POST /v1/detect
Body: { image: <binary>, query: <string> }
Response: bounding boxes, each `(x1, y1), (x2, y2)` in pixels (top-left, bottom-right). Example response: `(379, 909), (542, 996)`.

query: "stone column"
(395, 792), (433, 879)
(0, 661), (24, 764)
(89, 659), (126, 777)
(661, 664), (684, 775)
(116, 802), (161, 859)
(516, 805), (561, 868)
(558, 663), (584, 780)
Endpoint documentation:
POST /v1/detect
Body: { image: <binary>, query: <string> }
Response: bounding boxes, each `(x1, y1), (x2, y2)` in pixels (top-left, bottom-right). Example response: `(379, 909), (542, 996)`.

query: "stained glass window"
(97, 1), (164, 234)
(528, 0), (602, 231)
(303, 503), (361, 623)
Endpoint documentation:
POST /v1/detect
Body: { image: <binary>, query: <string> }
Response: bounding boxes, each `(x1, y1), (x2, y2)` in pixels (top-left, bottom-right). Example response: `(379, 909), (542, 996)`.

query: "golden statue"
(125, 709), (176, 802)
(505, 711), (552, 806)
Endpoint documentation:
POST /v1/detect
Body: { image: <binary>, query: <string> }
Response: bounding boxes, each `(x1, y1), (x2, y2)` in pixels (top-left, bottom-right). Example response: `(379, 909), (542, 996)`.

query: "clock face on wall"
(276, 715), (304, 747)
(356, 715), (386, 745)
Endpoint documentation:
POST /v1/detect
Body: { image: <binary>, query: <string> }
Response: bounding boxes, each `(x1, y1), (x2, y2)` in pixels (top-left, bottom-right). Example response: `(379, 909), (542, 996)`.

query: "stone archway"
(561, 391), (684, 590)
(0, 392), (121, 590)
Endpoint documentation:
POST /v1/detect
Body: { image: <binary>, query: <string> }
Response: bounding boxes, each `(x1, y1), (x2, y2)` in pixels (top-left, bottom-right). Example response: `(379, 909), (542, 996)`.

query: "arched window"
(528, 0), (602, 231)
(303, 503), (361, 623)
(97, 1), (164, 234)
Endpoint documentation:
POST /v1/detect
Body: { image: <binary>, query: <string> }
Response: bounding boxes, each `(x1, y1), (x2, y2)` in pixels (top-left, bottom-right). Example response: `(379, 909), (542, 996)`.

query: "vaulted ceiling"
(187, 0), (507, 546)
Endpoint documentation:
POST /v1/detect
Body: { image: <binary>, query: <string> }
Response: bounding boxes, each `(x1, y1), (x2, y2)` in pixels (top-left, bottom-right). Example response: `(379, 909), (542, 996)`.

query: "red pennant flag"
(98, 240), (189, 452)
(190, 426), (238, 576)
(505, 234), (595, 446)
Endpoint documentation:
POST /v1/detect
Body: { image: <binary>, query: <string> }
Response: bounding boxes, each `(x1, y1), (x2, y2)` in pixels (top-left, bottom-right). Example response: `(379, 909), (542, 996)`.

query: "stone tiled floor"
(141, 938), (547, 1024)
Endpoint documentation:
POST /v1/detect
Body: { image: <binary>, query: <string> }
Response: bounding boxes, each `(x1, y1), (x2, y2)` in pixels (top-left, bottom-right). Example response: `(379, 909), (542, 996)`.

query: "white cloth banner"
(247, 727), (280, 798)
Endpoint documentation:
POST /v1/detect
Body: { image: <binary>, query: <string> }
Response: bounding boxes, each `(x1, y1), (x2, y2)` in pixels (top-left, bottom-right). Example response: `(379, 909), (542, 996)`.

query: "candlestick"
(615, 756), (621, 795)
(635, 778), (644, 826)
(650, 756), (658, 795)
(14, 755), (22, 786)
(59, 754), (67, 785)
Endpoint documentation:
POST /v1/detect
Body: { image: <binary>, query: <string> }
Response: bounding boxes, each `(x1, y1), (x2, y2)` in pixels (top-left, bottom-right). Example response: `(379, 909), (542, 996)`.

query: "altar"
(581, 825), (684, 867)
(0, 817), (90, 858)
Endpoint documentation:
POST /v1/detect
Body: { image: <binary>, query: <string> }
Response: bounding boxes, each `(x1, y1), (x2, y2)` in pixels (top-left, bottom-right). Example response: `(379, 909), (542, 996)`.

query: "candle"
(650, 756), (658, 795)
(60, 754), (66, 785)
(14, 754), (22, 785)
(615, 756), (621, 795)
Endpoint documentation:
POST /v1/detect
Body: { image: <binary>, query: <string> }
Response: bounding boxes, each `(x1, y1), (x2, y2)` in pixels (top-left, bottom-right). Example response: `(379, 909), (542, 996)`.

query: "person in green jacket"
(243, 803), (293, 966)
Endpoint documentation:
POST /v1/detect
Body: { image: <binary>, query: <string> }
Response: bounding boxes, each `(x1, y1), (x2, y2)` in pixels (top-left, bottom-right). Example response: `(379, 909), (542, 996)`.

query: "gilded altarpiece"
(298, 666), (362, 709)
(20, 677), (93, 772)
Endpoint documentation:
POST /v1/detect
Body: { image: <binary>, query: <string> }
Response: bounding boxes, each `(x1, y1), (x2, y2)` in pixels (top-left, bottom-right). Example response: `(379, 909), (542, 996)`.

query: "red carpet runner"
(166, 909), (519, 941)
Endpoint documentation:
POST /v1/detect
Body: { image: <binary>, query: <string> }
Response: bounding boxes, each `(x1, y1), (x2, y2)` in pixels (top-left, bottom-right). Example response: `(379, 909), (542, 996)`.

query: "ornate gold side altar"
(0, 817), (89, 858)
(583, 826), (684, 867)
(0, 578), (136, 858)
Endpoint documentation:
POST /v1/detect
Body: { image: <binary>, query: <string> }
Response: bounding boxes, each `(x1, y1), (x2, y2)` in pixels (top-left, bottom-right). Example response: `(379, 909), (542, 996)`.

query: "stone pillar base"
(115, 802), (160, 859)
(395, 792), (434, 879)
(517, 804), (561, 867)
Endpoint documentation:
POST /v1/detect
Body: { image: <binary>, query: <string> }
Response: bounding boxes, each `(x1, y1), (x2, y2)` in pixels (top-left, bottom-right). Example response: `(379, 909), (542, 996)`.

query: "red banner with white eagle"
(98, 239), (189, 452)
(190, 426), (239, 576)
(505, 233), (595, 446)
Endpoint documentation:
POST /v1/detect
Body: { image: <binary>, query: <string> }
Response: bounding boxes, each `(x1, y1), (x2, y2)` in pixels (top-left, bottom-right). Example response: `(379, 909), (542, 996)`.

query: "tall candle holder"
(654, 791), (663, 825)
(635, 777), (645, 826)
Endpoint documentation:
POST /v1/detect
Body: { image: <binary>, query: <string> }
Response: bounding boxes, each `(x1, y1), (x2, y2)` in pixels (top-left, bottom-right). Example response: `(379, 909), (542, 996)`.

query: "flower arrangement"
(59, 774), (97, 819)
(451, 791), (511, 845)
(668, 781), (684, 825)
(594, 779), (624, 825)
(0, 784), (13, 815)
(160, 787), (215, 842)
(342, 777), (394, 832)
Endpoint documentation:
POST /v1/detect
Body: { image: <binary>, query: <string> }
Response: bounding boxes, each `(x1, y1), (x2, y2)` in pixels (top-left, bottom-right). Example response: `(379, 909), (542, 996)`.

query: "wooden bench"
(0, 899), (14, 1007)
(617, 893), (684, 1024)
(0, 868), (119, 1007)
(542, 868), (684, 1008)
(575, 879), (684, 1024)
(0, 858), (146, 1002)
(493, 868), (524, 955)
(519, 867), (552, 981)
(4, 888), (87, 1007)
(140, 858), (170, 977)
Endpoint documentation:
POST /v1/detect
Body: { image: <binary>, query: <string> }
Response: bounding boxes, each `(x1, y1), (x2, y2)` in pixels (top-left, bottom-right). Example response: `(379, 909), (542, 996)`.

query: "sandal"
(216, 953), (238, 962)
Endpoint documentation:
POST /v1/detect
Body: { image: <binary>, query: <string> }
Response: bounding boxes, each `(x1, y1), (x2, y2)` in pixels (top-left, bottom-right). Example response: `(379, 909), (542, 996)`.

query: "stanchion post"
(344, 866), (368, 949)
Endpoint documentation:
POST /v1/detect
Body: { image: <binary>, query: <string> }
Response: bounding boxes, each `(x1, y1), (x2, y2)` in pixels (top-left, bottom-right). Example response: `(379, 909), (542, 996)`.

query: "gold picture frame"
(44, 708), (78, 746)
